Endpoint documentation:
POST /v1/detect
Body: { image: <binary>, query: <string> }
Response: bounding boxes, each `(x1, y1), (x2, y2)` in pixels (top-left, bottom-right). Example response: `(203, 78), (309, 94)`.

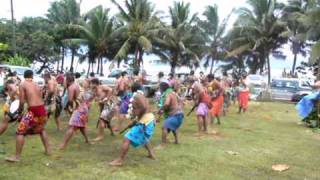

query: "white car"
(0, 65), (45, 87)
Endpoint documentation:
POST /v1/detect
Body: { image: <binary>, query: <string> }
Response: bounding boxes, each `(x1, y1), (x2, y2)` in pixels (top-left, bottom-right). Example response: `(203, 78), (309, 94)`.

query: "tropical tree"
(282, 0), (310, 74)
(111, 0), (162, 71)
(153, 1), (204, 74)
(71, 5), (116, 75)
(298, 0), (320, 79)
(47, 0), (81, 72)
(227, 0), (287, 84)
(200, 4), (232, 74)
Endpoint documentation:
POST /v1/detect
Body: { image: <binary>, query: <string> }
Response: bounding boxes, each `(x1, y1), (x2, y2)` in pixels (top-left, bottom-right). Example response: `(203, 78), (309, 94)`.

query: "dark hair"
(160, 82), (169, 92)
(190, 70), (195, 75)
(158, 72), (164, 78)
(131, 82), (142, 93)
(75, 72), (81, 79)
(90, 78), (100, 85)
(24, 70), (33, 78)
(169, 73), (174, 78)
(43, 72), (50, 79)
(133, 69), (139, 76)
(65, 73), (75, 83)
(200, 71), (204, 74)
(89, 72), (95, 77)
(121, 71), (127, 76)
(4, 79), (15, 91)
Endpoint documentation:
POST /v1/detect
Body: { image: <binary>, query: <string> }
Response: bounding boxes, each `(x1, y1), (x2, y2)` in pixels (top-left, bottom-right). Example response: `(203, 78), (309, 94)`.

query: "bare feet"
(92, 136), (104, 142)
(58, 144), (65, 150)
(45, 149), (52, 156)
(5, 156), (20, 163)
(147, 154), (156, 159)
(109, 159), (123, 166)
(154, 144), (166, 150)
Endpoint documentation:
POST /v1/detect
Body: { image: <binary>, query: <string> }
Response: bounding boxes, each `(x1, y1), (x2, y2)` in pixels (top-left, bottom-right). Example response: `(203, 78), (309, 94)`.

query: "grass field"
(1, 101), (320, 180)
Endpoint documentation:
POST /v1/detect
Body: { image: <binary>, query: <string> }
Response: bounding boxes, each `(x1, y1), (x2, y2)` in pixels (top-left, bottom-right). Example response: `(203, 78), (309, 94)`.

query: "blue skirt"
(163, 113), (184, 131)
(125, 122), (155, 148)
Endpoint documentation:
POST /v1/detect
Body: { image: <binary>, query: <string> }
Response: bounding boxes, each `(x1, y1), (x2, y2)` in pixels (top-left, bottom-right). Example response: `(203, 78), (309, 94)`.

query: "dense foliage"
(0, 0), (320, 78)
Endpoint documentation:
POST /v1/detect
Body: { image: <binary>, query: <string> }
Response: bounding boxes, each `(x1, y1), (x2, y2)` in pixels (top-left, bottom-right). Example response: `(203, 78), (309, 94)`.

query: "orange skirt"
(210, 95), (224, 116)
(238, 91), (249, 109)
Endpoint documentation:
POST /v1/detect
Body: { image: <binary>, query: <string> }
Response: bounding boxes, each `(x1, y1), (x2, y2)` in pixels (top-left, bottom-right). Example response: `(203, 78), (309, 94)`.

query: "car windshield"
(271, 80), (299, 89)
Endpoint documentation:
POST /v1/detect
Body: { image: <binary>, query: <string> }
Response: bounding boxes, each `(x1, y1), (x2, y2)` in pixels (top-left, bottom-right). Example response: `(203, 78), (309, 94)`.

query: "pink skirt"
(69, 103), (89, 128)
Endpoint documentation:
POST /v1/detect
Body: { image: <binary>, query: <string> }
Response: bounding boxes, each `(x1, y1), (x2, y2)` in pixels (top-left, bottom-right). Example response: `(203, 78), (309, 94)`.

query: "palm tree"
(227, 0), (287, 84)
(298, 1), (320, 78)
(47, 0), (81, 72)
(111, 0), (161, 71)
(200, 4), (232, 74)
(70, 6), (115, 76)
(282, 0), (310, 74)
(153, 1), (204, 74)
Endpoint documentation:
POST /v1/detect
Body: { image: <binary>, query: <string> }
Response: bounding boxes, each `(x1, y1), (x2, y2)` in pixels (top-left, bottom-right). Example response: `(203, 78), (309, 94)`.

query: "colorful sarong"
(210, 95), (224, 116)
(125, 113), (155, 148)
(197, 102), (209, 116)
(100, 102), (116, 122)
(125, 122), (155, 148)
(119, 93), (132, 114)
(69, 102), (89, 128)
(16, 105), (47, 135)
(163, 113), (184, 131)
(238, 91), (249, 109)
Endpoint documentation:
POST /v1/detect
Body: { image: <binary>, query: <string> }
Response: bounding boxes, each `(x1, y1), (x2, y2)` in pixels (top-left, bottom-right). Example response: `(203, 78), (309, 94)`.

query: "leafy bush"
(5, 55), (31, 66)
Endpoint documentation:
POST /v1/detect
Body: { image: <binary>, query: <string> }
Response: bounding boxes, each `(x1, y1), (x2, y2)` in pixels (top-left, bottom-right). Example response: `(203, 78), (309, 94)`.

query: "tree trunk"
(70, 48), (75, 73)
(267, 55), (271, 85)
(134, 46), (139, 71)
(96, 58), (100, 74)
(61, 47), (65, 72)
(317, 58), (320, 81)
(292, 53), (297, 74)
(210, 59), (214, 75)
(87, 60), (91, 77)
(100, 57), (104, 76)
(91, 61), (94, 73)
(138, 49), (144, 71)
(56, 58), (60, 73)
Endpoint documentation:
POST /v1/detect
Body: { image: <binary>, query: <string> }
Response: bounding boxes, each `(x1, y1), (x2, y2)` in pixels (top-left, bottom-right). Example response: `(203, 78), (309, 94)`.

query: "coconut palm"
(47, 0), (81, 72)
(111, 0), (162, 71)
(297, 1), (320, 78)
(70, 5), (116, 75)
(153, 1), (204, 74)
(282, 0), (310, 74)
(227, 0), (287, 84)
(200, 4), (232, 74)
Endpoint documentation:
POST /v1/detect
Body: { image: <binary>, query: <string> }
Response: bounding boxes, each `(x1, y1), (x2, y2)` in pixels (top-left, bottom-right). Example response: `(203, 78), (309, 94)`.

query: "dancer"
(109, 94), (155, 166)
(238, 76), (250, 113)
(43, 73), (62, 131)
(208, 77), (224, 125)
(59, 73), (93, 150)
(160, 81), (184, 145)
(6, 70), (50, 162)
(0, 80), (19, 135)
(91, 78), (117, 141)
(192, 82), (211, 134)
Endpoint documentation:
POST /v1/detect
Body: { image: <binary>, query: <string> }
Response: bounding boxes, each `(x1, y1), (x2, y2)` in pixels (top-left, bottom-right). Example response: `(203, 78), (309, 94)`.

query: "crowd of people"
(0, 69), (250, 166)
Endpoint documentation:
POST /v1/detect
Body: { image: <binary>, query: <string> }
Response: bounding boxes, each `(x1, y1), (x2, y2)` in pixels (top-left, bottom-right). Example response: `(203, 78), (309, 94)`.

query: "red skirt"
(238, 91), (249, 109)
(210, 95), (224, 116)
(16, 105), (47, 135)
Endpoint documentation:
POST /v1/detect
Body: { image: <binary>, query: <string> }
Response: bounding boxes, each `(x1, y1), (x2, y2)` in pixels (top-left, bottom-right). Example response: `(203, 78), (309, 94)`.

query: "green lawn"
(1, 101), (320, 180)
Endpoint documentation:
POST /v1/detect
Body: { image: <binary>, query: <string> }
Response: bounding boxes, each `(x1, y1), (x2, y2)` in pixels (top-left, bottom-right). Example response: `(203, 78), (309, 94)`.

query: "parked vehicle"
(270, 78), (313, 101)
(0, 65), (45, 87)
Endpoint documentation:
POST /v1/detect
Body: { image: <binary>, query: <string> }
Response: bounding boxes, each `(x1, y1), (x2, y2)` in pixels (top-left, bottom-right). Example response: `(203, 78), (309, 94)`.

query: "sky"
(0, 0), (307, 76)
(0, 0), (245, 22)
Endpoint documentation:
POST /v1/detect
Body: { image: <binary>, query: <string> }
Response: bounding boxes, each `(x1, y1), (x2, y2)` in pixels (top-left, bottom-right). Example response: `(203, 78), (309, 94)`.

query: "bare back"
(165, 92), (182, 116)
